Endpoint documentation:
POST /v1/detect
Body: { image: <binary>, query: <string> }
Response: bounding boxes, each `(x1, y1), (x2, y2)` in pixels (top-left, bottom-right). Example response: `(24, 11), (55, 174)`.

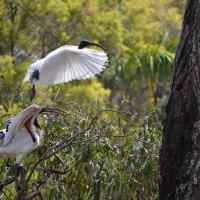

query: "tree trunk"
(159, 0), (200, 199)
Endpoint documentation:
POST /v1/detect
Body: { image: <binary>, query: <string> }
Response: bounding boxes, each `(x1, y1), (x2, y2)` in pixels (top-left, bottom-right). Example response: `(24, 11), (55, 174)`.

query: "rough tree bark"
(159, 0), (200, 199)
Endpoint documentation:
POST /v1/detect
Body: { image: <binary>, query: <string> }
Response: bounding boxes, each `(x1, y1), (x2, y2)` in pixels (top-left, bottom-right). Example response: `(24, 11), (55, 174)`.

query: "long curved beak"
(89, 42), (107, 52)
(40, 107), (67, 117)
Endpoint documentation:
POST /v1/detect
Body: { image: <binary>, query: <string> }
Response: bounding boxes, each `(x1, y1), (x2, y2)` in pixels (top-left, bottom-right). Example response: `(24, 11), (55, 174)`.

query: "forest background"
(0, 0), (185, 199)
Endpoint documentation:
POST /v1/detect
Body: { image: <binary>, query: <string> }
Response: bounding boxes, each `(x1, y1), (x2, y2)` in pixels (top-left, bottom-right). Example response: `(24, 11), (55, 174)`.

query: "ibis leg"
(30, 85), (36, 101)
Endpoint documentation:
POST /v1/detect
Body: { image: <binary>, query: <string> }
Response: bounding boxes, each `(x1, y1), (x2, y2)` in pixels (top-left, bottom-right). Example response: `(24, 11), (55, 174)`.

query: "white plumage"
(23, 41), (109, 85)
(0, 40), (109, 164)
(0, 104), (43, 165)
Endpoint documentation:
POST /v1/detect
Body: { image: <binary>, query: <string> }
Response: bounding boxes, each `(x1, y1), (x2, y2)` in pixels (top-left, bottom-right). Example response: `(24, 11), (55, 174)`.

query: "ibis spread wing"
(3, 112), (26, 145)
(23, 45), (109, 85)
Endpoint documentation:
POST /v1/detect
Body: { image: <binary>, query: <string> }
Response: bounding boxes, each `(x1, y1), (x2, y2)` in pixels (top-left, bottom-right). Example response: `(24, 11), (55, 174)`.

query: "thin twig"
(26, 109), (129, 183)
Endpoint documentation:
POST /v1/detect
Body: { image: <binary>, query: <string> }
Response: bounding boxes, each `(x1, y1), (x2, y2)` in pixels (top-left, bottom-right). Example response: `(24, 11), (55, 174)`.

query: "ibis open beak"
(33, 118), (41, 130)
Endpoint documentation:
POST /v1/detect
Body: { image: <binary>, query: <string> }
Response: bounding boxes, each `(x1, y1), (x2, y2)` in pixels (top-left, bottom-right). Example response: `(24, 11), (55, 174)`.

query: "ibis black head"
(78, 40), (92, 49)
(78, 40), (107, 52)
(0, 131), (5, 139)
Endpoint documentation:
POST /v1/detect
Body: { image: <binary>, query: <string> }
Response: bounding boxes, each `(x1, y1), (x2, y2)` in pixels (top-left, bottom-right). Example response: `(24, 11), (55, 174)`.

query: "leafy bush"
(0, 101), (161, 200)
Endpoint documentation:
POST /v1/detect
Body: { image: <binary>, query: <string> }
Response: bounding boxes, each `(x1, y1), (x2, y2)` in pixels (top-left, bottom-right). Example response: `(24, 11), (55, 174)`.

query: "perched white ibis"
(0, 104), (64, 165)
(23, 40), (109, 100)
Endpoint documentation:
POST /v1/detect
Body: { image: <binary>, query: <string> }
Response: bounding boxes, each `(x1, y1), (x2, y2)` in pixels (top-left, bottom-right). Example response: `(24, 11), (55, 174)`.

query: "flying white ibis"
(0, 104), (64, 165)
(23, 40), (109, 100)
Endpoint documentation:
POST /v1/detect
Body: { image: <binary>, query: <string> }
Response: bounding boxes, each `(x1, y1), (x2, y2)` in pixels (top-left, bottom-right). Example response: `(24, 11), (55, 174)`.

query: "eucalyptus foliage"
(0, 101), (161, 199)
